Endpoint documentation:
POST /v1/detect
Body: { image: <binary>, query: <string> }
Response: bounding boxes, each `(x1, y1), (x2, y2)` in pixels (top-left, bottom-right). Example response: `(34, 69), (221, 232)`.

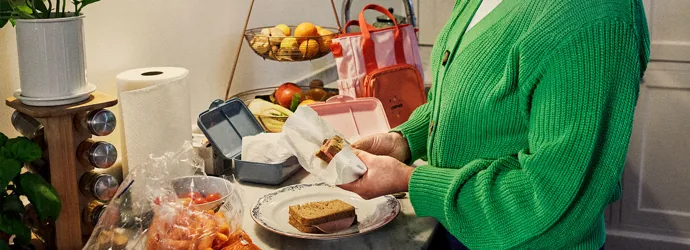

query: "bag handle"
(358, 4), (406, 73)
(343, 20), (375, 33)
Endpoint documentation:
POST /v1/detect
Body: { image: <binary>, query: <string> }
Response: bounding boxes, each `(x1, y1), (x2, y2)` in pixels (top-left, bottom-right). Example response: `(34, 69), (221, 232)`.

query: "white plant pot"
(15, 15), (88, 99)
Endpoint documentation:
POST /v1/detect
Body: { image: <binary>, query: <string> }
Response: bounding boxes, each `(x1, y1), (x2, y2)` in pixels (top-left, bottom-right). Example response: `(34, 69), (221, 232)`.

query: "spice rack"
(5, 92), (118, 249)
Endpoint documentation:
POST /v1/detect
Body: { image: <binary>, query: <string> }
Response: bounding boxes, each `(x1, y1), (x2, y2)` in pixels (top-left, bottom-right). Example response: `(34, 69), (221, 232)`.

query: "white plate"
(14, 83), (97, 106)
(251, 182), (400, 240)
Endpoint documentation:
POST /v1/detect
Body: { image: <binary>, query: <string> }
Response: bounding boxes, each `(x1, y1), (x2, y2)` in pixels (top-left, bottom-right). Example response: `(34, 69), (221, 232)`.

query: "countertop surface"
(238, 169), (438, 250)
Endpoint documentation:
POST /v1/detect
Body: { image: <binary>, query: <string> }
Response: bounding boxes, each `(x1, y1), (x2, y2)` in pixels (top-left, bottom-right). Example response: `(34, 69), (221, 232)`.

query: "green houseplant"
(0, 133), (61, 250)
(0, 0), (101, 106)
(0, 0), (99, 28)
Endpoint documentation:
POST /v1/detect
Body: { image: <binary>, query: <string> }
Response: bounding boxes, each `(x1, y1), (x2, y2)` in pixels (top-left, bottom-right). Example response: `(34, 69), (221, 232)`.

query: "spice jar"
(80, 171), (119, 202)
(83, 200), (107, 227)
(77, 139), (117, 169)
(74, 109), (117, 136)
(11, 111), (43, 139)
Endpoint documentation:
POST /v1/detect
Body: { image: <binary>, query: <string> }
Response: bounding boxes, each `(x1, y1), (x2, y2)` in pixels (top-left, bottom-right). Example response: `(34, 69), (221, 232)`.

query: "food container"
(309, 95), (391, 139)
(197, 98), (301, 185)
(170, 176), (235, 211)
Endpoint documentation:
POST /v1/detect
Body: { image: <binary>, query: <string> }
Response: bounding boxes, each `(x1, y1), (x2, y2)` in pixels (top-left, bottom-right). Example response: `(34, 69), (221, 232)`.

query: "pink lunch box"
(309, 95), (391, 140)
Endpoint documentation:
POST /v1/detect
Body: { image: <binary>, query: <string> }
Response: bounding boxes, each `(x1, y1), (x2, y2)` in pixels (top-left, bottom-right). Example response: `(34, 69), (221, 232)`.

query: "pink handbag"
(330, 4), (426, 127)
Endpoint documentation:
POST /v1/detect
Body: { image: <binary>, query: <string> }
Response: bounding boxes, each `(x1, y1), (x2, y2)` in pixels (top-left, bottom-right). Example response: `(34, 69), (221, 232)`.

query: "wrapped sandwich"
(315, 135), (345, 163)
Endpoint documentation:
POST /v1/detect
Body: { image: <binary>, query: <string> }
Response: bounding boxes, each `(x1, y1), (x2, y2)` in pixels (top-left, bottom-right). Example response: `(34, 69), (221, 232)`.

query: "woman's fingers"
(353, 134), (393, 155)
(351, 134), (376, 151)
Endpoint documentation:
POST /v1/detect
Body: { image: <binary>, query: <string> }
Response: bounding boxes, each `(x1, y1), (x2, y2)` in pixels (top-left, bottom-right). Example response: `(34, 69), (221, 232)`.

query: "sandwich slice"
(288, 199), (357, 233)
(315, 135), (345, 163)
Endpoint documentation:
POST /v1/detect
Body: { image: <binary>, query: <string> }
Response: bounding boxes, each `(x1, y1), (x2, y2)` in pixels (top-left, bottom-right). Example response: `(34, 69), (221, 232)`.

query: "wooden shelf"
(5, 91), (118, 249)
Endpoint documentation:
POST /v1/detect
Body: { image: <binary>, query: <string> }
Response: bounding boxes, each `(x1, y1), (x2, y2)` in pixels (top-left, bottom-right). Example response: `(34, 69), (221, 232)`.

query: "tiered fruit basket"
(224, 0), (342, 100)
(245, 26), (339, 62)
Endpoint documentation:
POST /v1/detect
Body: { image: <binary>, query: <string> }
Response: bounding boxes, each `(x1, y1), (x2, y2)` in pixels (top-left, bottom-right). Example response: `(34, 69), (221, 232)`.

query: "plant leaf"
(80, 0), (98, 7)
(1, 195), (24, 214)
(2, 137), (41, 163)
(0, 158), (21, 191)
(0, 133), (7, 147)
(32, 0), (47, 14)
(0, 214), (30, 246)
(0, 1), (11, 28)
(12, 7), (32, 19)
(19, 173), (60, 222)
(0, 240), (9, 250)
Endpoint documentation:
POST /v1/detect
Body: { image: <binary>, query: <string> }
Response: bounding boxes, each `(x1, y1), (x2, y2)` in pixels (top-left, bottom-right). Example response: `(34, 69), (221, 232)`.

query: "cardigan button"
(441, 50), (450, 66)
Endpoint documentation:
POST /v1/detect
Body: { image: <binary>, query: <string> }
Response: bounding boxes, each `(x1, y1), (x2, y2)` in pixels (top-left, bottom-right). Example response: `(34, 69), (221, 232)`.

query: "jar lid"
(88, 142), (118, 169)
(92, 174), (119, 201)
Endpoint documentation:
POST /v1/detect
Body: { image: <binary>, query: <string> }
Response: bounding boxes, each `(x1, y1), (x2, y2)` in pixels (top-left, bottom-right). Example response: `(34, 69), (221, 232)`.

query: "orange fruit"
(294, 22), (319, 43)
(299, 39), (319, 59)
(317, 29), (334, 53)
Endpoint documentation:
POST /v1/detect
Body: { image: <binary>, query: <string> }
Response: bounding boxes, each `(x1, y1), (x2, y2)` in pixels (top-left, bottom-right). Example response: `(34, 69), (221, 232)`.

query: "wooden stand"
(6, 92), (118, 249)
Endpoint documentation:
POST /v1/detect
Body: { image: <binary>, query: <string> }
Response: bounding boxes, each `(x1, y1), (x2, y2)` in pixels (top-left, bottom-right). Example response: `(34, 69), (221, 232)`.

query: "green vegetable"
(290, 93), (301, 112)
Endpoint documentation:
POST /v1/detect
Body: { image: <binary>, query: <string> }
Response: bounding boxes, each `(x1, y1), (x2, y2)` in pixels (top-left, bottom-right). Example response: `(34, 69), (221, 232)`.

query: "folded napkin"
(280, 106), (367, 185)
(241, 133), (292, 164)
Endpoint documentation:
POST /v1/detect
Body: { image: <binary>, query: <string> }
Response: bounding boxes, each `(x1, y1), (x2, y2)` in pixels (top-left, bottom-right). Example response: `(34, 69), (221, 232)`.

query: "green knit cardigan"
(393, 0), (650, 249)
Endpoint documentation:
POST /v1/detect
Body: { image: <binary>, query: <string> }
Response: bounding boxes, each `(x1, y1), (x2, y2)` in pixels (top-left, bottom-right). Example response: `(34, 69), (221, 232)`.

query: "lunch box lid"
(197, 98), (264, 160)
(309, 95), (391, 139)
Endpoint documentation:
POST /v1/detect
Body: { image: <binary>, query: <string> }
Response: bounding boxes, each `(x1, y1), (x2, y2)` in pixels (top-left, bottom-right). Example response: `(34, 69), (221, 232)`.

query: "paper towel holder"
(6, 91), (119, 249)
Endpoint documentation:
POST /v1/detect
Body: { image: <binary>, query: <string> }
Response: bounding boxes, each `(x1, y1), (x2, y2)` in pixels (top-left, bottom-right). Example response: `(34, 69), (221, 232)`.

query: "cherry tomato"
(193, 197), (207, 204)
(205, 193), (221, 202)
(154, 197), (161, 205)
(181, 192), (202, 199)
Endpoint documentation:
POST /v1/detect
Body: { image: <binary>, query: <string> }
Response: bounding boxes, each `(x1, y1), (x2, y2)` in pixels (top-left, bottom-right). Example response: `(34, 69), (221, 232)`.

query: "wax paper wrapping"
(280, 106), (367, 185)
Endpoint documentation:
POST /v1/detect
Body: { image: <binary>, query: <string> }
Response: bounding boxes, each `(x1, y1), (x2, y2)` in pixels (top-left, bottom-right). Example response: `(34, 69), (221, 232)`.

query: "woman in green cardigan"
(339, 0), (650, 249)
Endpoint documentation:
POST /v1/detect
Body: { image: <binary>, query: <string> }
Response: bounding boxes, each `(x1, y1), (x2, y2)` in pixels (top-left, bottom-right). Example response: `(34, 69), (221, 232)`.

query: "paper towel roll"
(116, 67), (192, 175)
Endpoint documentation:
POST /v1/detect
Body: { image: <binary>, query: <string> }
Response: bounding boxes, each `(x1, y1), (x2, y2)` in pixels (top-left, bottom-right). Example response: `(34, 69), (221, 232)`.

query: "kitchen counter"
(238, 169), (438, 250)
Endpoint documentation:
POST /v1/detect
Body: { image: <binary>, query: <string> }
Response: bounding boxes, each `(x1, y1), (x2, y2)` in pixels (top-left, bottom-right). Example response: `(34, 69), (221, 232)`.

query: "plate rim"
(250, 182), (400, 240)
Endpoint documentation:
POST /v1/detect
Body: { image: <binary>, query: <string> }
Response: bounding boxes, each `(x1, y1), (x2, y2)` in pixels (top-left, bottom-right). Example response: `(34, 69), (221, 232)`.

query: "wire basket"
(244, 26), (339, 62)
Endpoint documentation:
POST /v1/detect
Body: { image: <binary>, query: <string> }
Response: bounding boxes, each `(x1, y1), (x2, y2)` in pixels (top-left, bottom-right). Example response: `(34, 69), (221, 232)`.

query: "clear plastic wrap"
(83, 142), (258, 250)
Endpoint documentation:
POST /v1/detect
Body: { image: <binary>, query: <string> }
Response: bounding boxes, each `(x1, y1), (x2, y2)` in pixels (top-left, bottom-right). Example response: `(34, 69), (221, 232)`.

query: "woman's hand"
(338, 150), (414, 200)
(352, 132), (411, 163)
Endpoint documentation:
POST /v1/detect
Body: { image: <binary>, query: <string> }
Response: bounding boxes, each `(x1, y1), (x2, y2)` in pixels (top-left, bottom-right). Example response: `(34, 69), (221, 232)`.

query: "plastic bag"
(83, 141), (257, 250)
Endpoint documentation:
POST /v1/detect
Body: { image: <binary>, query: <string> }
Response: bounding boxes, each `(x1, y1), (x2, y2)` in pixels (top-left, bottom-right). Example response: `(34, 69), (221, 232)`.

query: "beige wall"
(0, 0), (407, 149)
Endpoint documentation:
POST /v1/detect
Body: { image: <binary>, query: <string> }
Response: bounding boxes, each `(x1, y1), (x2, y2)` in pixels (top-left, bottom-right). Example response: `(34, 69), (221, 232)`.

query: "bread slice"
(314, 136), (345, 163)
(288, 199), (356, 227)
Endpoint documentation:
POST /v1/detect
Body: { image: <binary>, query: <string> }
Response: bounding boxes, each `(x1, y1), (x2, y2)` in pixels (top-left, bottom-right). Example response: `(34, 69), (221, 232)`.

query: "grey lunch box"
(197, 98), (301, 185)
